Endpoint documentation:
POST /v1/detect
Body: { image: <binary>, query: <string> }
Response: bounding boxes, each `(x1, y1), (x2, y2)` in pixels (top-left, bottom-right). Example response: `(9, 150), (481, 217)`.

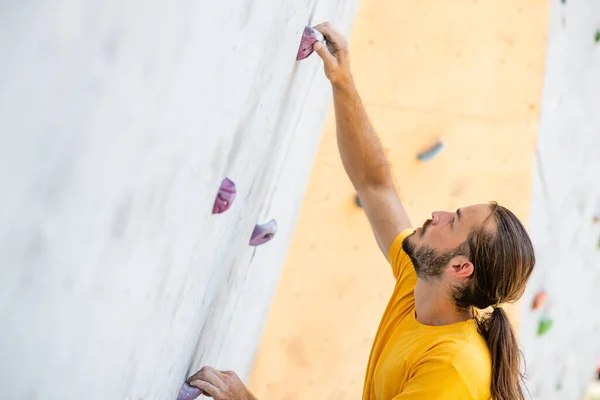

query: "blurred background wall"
(0, 1), (358, 399)
(519, 1), (600, 399)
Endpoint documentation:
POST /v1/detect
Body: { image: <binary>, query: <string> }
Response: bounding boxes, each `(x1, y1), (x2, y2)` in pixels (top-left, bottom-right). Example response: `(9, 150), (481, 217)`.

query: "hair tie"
(491, 303), (504, 309)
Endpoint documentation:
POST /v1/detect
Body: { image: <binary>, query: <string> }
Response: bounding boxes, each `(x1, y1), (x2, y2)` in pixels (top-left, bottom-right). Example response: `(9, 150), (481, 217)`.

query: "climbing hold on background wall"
(537, 318), (553, 336)
(595, 30), (600, 43)
(417, 140), (444, 162)
(584, 357), (600, 399)
(531, 290), (547, 310)
(354, 194), (362, 208)
(212, 178), (236, 214)
(176, 382), (202, 400)
(556, 382), (563, 391)
(297, 26), (325, 60)
(250, 219), (278, 246)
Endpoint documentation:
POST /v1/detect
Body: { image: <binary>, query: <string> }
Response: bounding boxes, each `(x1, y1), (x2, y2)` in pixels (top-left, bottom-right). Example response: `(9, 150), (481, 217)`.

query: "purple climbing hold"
(296, 26), (325, 60)
(212, 177), (237, 214)
(250, 219), (278, 246)
(176, 382), (202, 400)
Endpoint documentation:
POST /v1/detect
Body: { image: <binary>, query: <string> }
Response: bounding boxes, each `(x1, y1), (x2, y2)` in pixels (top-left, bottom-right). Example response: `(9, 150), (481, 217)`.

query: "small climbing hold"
(250, 219), (278, 246)
(584, 357), (600, 398)
(417, 140), (444, 162)
(296, 26), (324, 60)
(537, 318), (553, 336)
(531, 290), (547, 310)
(354, 194), (362, 208)
(176, 382), (202, 400)
(212, 178), (236, 214)
(595, 30), (600, 43)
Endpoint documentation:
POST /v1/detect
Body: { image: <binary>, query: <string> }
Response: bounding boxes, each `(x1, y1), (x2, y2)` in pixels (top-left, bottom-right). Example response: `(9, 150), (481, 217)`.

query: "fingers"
(189, 379), (220, 399)
(313, 41), (336, 66)
(199, 366), (225, 387)
(188, 366), (225, 397)
(313, 22), (348, 51)
(186, 366), (252, 400)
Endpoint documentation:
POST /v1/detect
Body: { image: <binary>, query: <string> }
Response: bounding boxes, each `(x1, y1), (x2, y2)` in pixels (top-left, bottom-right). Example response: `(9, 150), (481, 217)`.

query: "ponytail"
(477, 307), (525, 400)
(454, 204), (535, 399)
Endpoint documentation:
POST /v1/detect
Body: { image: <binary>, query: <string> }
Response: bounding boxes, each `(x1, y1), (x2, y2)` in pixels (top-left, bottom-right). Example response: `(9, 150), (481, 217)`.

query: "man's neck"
(414, 278), (473, 326)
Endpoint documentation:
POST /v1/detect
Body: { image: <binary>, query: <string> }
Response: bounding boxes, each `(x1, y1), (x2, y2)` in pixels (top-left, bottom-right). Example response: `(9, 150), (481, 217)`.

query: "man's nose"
(431, 211), (450, 224)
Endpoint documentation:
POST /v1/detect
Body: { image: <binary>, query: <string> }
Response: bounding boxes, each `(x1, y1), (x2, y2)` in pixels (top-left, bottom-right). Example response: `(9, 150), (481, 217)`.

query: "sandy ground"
(249, 0), (549, 398)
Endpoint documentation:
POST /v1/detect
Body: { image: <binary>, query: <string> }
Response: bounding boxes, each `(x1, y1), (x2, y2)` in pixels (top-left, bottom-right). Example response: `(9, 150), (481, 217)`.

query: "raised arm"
(313, 22), (411, 258)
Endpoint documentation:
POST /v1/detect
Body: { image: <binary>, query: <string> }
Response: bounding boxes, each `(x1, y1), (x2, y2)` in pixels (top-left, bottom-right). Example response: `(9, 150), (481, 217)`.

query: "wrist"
(331, 73), (354, 91)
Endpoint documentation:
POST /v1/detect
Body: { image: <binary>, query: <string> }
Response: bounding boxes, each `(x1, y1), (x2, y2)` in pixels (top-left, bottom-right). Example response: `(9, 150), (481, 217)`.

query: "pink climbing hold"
(176, 382), (202, 400)
(296, 26), (324, 60)
(250, 219), (278, 246)
(212, 177), (236, 214)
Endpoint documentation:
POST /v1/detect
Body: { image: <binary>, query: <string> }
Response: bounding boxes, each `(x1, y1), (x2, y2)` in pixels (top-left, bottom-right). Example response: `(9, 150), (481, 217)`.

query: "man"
(188, 22), (535, 400)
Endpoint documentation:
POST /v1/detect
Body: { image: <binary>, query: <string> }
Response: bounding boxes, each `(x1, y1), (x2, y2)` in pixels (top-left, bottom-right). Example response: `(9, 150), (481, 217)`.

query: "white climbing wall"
(520, 0), (600, 398)
(0, 1), (358, 399)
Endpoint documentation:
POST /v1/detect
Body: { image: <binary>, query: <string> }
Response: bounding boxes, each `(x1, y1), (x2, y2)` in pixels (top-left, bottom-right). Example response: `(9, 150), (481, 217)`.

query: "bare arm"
(314, 22), (411, 257)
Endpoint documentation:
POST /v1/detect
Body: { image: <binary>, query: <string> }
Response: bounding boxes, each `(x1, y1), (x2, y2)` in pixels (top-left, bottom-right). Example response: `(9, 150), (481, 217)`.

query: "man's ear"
(448, 255), (474, 278)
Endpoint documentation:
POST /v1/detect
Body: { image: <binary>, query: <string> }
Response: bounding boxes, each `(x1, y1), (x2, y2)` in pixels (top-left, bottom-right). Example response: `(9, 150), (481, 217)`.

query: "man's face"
(402, 204), (494, 280)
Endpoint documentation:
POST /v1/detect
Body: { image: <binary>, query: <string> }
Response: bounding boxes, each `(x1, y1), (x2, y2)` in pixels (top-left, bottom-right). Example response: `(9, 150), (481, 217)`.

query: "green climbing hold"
(537, 318), (553, 336)
(595, 30), (600, 43)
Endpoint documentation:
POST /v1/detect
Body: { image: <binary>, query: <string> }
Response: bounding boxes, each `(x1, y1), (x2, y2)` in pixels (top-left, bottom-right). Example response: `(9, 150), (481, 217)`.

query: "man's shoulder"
(421, 330), (491, 395)
(388, 228), (416, 281)
(450, 329), (492, 385)
(423, 323), (491, 372)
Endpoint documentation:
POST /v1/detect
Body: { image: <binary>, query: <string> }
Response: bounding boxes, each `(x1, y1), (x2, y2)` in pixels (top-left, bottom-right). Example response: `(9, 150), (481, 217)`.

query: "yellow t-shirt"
(362, 229), (492, 400)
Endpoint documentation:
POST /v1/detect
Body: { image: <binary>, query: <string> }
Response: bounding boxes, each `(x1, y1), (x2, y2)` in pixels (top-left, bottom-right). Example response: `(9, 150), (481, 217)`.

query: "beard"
(402, 233), (462, 281)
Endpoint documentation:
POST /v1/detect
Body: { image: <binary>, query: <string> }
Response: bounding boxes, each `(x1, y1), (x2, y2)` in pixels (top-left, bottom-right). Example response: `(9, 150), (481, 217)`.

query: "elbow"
(355, 173), (394, 192)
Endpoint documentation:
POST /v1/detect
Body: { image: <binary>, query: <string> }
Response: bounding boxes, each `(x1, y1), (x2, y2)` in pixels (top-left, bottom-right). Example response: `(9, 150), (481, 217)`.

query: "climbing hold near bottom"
(297, 26), (324, 60)
(176, 382), (202, 400)
(537, 318), (553, 336)
(212, 177), (237, 214)
(250, 219), (278, 246)
(354, 194), (362, 208)
(417, 140), (444, 162)
(531, 290), (547, 310)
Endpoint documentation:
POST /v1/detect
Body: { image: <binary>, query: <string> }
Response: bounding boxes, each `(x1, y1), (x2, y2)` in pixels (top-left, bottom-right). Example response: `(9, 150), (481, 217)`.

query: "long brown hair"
(454, 202), (535, 400)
